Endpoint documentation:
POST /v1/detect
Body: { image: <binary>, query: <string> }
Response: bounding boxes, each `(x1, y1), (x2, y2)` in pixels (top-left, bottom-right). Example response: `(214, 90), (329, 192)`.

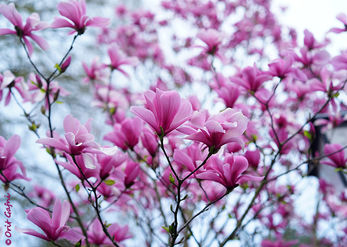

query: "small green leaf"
(169, 174), (175, 184)
(162, 226), (170, 233)
(28, 123), (37, 131)
(303, 130), (312, 140)
(104, 179), (115, 186)
(40, 88), (46, 93)
(75, 184), (80, 192)
(335, 168), (344, 172)
(109, 107), (116, 115)
(55, 101), (63, 104)
(55, 63), (62, 73)
(74, 240), (82, 247)
(333, 92), (340, 98)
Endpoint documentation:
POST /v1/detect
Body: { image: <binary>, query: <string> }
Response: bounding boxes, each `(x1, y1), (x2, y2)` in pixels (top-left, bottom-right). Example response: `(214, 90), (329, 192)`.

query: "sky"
(274, 0), (347, 52)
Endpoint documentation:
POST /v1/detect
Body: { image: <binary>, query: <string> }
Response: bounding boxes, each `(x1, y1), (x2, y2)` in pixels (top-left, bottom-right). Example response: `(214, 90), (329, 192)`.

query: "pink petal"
(51, 17), (74, 28)
(57, 2), (80, 25)
(29, 33), (49, 50)
(4, 135), (20, 158)
(0, 28), (16, 35)
(131, 106), (159, 133)
(23, 37), (33, 56)
(22, 229), (49, 240)
(237, 174), (263, 184)
(86, 16), (109, 27)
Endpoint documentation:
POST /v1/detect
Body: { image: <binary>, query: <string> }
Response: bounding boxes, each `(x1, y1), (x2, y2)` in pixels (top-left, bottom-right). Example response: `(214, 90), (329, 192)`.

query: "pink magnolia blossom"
(124, 161), (140, 188)
(104, 117), (143, 150)
(24, 73), (69, 106)
(107, 46), (138, 76)
(97, 152), (126, 180)
(197, 29), (222, 55)
(82, 58), (109, 84)
(141, 128), (158, 156)
(330, 13), (347, 33)
(186, 109), (248, 152)
(268, 57), (293, 79)
(230, 65), (272, 93)
(131, 89), (193, 136)
(0, 134), (29, 183)
(0, 3), (48, 55)
(52, 0), (109, 35)
(216, 83), (240, 108)
(37, 114), (98, 155)
(197, 155), (262, 189)
(173, 143), (207, 177)
(0, 135), (21, 171)
(87, 219), (131, 245)
(0, 71), (27, 106)
(322, 143), (347, 168)
(57, 153), (99, 180)
(245, 150), (261, 169)
(29, 185), (56, 208)
(23, 200), (81, 241)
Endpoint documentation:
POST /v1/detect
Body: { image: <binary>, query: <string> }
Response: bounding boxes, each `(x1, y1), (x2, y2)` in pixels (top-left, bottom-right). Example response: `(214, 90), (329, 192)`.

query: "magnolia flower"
(187, 108), (248, 152)
(131, 89), (193, 136)
(23, 200), (81, 241)
(330, 13), (347, 33)
(87, 219), (131, 245)
(104, 117), (143, 150)
(197, 29), (222, 55)
(0, 135), (21, 171)
(230, 65), (271, 93)
(0, 3), (48, 55)
(37, 115), (98, 155)
(197, 155), (262, 189)
(107, 46), (138, 77)
(52, 0), (109, 35)
(322, 144), (347, 168)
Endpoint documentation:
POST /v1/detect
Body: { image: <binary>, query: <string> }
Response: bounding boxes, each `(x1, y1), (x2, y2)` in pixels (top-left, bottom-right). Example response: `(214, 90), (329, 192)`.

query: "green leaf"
(109, 107), (116, 115)
(75, 184), (80, 192)
(162, 226), (170, 233)
(54, 63), (62, 73)
(169, 173), (175, 184)
(333, 92), (340, 98)
(104, 179), (115, 186)
(55, 101), (63, 104)
(74, 240), (82, 247)
(303, 130), (312, 140)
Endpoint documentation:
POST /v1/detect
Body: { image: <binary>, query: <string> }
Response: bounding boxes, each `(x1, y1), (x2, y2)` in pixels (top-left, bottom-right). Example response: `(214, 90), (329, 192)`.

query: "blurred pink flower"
(107, 46), (138, 77)
(197, 29), (222, 55)
(131, 89), (193, 136)
(187, 109), (248, 152)
(104, 117), (143, 150)
(197, 155), (262, 189)
(37, 114), (98, 155)
(52, 0), (109, 35)
(87, 219), (131, 245)
(330, 13), (347, 33)
(322, 143), (347, 168)
(230, 65), (271, 93)
(0, 3), (48, 55)
(23, 200), (81, 241)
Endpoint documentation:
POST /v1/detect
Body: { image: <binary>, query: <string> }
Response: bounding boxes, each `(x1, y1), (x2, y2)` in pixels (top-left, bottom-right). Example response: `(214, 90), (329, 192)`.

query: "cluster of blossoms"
(0, 0), (347, 246)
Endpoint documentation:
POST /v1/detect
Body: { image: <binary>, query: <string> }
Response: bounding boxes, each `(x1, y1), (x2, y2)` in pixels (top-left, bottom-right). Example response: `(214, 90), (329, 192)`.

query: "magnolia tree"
(1, 0), (347, 246)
